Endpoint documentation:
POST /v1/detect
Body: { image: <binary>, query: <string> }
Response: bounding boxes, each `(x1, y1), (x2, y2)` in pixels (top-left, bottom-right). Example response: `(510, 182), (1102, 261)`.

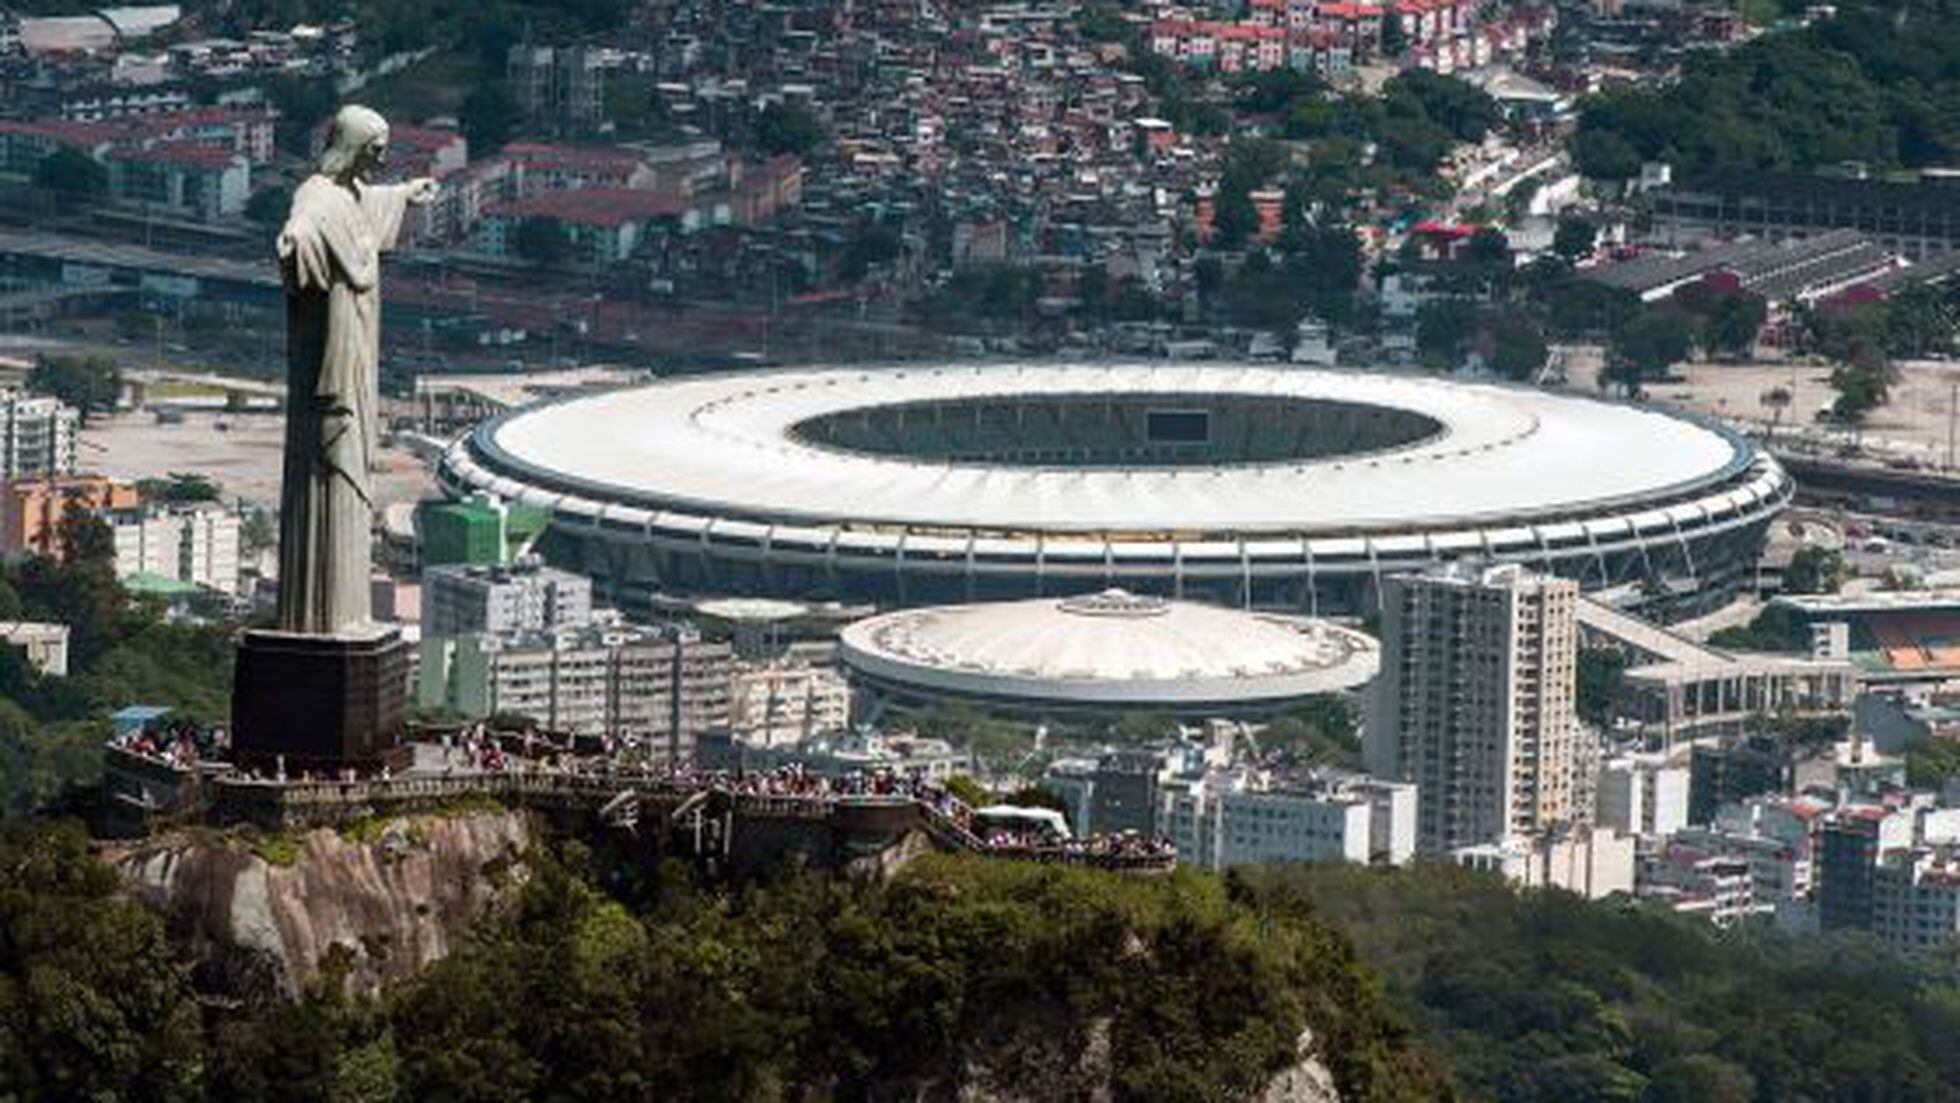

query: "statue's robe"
(275, 174), (412, 636)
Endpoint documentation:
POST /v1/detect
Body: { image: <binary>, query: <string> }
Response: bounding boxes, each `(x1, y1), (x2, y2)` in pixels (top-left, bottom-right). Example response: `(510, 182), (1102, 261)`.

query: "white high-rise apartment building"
(422, 560), (592, 637)
(727, 661), (851, 747)
(0, 390), (79, 481)
(1872, 848), (1960, 953)
(109, 503), (241, 593)
(1158, 768), (1417, 870)
(1369, 564), (1588, 856)
(419, 619), (732, 767)
(1597, 752), (1691, 840)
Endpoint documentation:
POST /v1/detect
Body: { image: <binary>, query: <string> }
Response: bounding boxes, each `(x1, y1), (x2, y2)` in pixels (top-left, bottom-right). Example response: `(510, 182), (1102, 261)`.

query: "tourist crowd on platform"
(113, 717), (229, 770)
(977, 828), (1180, 867)
(153, 717), (1174, 862)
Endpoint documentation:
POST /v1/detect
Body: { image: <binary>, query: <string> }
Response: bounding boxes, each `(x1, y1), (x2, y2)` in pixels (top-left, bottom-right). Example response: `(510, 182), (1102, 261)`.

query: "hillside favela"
(2, 0), (1960, 1097)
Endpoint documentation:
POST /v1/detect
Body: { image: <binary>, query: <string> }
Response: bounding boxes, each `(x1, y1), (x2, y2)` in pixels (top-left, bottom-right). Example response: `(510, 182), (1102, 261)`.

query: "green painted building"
(419, 500), (504, 567)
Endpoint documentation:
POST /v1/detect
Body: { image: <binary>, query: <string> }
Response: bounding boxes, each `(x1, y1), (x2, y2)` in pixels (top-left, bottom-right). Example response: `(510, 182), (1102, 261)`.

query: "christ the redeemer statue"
(275, 104), (437, 636)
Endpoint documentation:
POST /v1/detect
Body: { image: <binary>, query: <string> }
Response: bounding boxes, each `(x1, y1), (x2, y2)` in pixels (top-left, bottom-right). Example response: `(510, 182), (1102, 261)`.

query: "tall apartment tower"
(422, 560), (593, 638)
(0, 390), (79, 481)
(1368, 564), (1588, 856)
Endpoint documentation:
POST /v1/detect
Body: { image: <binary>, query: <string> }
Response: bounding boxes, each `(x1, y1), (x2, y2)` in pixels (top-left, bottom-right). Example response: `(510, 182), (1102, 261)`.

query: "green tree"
(460, 82), (517, 153)
(1647, 1055), (1757, 1103)
(1829, 352), (1892, 423)
(1606, 307), (1696, 393)
(1707, 603), (1809, 652)
(1211, 184), (1260, 249)
(265, 74), (337, 157)
(1880, 283), (1957, 358)
(242, 507), (275, 557)
(1076, 3), (1130, 42)
(512, 219), (572, 269)
(1416, 298), (1477, 368)
(1234, 69), (1326, 115)
(1706, 293), (1768, 359)
(1464, 227), (1511, 268)
(58, 506), (115, 566)
(840, 222), (902, 283)
(1784, 546), (1845, 595)
(0, 822), (205, 1099)
(1385, 71), (1498, 143)
(1111, 710), (1178, 744)
(1576, 647), (1627, 727)
(245, 185), (292, 228)
(1762, 384), (1793, 435)
(32, 147), (106, 211)
(1258, 696), (1361, 767)
(1570, 128), (1642, 181)
(1552, 216), (1597, 263)
(1907, 738), (1960, 789)
(943, 774), (991, 807)
(1483, 308), (1549, 380)
(1380, 13), (1408, 56)
(754, 101), (826, 158)
(27, 355), (120, 420)
(134, 472), (222, 504)
(1574, 5), (1960, 178)
(604, 76), (671, 140)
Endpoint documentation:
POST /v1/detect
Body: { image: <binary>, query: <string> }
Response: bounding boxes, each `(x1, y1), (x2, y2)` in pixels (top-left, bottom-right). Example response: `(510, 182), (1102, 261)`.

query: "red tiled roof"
(388, 125), (465, 152)
(502, 141), (643, 174)
(0, 118), (123, 146)
(0, 109), (270, 152)
(105, 140), (239, 168)
(487, 187), (687, 228)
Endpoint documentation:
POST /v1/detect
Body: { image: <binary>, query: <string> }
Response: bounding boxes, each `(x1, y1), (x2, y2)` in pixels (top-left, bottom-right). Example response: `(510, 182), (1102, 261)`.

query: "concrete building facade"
(1597, 752), (1690, 840)
(727, 660), (851, 746)
(422, 560), (593, 639)
(108, 503), (240, 593)
(1162, 770), (1418, 870)
(1370, 564), (1588, 855)
(0, 476), (139, 559)
(0, 390), (79, 482)
(419, 620), (732, 767)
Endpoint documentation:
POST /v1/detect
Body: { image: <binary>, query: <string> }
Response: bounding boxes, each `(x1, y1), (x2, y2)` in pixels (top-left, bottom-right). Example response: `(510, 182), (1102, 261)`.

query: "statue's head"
(319, 104), (389, 181)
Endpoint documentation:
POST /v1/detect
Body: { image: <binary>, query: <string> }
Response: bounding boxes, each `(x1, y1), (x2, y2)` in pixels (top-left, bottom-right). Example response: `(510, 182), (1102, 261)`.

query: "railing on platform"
(207, 769), (1176, 872)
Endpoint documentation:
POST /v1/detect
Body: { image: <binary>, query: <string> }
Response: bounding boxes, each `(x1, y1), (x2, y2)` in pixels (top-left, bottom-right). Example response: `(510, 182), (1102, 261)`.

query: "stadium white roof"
(838, 590), (1379, 706)
(476, 364), (1751, 536)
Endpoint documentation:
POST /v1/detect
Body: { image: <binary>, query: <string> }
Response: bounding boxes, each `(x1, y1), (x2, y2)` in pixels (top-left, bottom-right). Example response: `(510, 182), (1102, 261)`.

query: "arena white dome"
(838, 589), (1379, 715)
(436, 363), (1790, 615)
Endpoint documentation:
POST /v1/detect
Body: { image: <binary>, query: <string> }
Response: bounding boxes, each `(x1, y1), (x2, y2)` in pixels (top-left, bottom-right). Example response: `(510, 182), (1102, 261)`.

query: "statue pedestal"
(231, 626), (409, 775)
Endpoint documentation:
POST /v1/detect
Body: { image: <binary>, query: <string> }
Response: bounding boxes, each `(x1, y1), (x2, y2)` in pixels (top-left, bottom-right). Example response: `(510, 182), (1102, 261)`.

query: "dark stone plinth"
(231, 627), (407, 774)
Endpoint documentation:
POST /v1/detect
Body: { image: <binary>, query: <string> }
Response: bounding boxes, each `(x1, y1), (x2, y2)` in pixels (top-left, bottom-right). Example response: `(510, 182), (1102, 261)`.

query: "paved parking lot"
(84, 409), (436, 508)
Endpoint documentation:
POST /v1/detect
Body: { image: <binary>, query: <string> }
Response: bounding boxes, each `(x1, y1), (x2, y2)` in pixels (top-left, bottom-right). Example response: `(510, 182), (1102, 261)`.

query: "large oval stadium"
(435, 363), (1791, 615)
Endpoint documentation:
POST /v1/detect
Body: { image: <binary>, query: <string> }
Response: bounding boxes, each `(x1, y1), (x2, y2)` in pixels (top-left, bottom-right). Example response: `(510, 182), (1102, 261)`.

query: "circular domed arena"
(837, 590), (1379, 719)
(436, 363), (1790, 615)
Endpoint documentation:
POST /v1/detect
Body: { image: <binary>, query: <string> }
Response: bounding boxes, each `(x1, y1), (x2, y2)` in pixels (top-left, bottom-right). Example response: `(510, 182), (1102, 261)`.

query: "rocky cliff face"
(949, 1017), (1340, 1102)
(116, 811), (533, 999)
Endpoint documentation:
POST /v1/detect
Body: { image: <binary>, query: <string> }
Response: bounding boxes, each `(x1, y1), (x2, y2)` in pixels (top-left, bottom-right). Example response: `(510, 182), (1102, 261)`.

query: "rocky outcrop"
(1255, 1030), (1342, 1103)
(116, 811), (533, 999)
(949, 1017), (1341, 1102)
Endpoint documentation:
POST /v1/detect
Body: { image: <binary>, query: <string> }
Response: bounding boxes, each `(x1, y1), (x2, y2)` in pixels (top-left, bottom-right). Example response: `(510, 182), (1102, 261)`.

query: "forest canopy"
(1574, 0), (1960, 178)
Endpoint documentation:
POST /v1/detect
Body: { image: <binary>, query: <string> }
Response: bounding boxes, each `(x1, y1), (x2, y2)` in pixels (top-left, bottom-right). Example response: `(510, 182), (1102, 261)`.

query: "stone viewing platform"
(102, 736), (1177, 878)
